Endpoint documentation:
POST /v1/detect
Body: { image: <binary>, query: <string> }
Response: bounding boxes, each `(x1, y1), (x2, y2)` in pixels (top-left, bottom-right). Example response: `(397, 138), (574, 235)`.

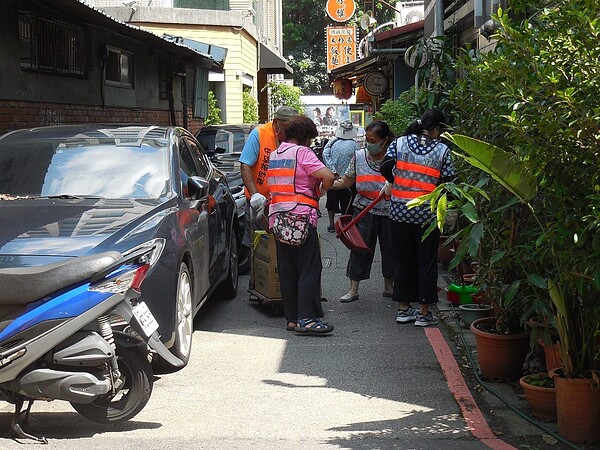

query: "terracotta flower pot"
(470, 317), (530, 381)
(519, 374), (556, 421)
(553, 371), (600, 443)
(542, 341), (562, 374)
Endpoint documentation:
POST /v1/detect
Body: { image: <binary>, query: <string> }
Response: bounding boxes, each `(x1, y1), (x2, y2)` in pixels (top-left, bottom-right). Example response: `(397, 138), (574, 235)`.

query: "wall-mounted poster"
(349, 110), (364, 127)
(304, 104), (350, 137)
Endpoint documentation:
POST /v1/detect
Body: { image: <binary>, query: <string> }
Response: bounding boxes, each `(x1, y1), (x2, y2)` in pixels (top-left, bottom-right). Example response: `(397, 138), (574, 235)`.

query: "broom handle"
(341, 192), (387, 233)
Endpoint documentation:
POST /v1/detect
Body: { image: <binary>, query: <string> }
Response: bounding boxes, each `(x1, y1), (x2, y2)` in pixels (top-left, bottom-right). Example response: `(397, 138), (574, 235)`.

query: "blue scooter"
(0, 238), (182, 443)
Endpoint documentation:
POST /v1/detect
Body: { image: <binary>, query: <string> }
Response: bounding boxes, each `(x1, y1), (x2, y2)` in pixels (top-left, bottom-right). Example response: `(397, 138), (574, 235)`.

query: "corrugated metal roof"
(47, 0), (222, 71)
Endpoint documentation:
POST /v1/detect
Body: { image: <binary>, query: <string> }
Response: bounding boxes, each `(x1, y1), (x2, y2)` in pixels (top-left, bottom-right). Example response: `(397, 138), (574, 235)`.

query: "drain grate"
(322, 257), (332, 268)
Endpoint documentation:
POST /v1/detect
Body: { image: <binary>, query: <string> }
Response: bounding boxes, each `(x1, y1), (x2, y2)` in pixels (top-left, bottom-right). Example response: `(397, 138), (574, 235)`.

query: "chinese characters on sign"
(326, 0), (356, 22)
(326, 26), (356, 72)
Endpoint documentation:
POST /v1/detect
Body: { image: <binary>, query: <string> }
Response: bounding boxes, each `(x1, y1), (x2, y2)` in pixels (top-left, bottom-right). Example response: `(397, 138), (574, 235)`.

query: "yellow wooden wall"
(140, 24), (258, 124)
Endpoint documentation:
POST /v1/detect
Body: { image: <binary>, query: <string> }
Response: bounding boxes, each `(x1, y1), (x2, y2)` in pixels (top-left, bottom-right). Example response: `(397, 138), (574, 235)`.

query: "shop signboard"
(326, 0), (356, 22)
(326, 26), (356, 72)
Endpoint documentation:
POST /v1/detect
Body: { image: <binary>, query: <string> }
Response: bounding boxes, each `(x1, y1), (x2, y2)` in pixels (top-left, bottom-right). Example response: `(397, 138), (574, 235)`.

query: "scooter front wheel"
(71, 345), (153, 424)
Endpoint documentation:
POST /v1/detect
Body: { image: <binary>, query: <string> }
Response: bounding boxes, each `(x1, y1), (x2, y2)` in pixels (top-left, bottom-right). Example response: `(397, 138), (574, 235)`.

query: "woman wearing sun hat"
(322, 120), (360, 232)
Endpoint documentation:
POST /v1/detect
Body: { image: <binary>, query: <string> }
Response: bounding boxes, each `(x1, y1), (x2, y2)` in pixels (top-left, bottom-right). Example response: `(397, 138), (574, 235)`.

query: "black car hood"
(0, 197), (171, 268)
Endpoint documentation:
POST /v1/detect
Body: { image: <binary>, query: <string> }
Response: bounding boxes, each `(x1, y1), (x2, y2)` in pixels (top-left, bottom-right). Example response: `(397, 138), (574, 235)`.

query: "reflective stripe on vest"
(391, 136), (447, 203)
(267, 145), (319, 211)
(243, 122), (278, 200)
(353, 150), (388, 214)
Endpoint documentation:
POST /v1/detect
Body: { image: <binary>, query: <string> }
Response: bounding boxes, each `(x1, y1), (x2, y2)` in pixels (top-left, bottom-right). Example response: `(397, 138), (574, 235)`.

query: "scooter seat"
(0, 252), (122, 305)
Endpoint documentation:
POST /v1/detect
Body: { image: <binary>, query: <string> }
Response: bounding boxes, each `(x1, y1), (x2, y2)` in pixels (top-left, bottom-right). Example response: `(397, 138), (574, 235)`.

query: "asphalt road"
(2, 206), (548, 449)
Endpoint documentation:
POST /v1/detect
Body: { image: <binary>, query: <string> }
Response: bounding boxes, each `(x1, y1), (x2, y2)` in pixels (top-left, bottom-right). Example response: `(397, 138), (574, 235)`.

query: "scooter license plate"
(132, 301), (159, 337)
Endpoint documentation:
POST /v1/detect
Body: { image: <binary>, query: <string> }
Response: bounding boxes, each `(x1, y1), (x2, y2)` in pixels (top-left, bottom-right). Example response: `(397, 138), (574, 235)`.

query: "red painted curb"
(425, 327), (517, 450)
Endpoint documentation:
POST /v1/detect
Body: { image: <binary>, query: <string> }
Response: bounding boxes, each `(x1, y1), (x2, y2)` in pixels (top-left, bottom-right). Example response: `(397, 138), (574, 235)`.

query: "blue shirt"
(239, 128), (260, 166)
(323, 138), (359, 176)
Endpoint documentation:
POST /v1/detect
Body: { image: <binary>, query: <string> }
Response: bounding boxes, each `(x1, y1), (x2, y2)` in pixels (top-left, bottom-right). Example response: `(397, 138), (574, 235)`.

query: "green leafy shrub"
(374, 88), (418, 136)
(242, 89), (258, 123)
(263, 81), (304, 117)
(205, 91), (222, 126)
(439, 0), (600, 372)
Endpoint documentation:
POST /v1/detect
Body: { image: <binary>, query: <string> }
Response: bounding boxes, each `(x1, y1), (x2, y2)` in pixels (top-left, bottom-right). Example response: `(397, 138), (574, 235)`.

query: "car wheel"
(153, 262), (193, 374)
(217, 229), (238, 299)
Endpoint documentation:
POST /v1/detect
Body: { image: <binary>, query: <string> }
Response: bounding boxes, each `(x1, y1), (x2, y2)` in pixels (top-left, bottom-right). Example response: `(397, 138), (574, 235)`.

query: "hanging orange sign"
(326, 26), (356, 72)
(326, 0), (356, 23)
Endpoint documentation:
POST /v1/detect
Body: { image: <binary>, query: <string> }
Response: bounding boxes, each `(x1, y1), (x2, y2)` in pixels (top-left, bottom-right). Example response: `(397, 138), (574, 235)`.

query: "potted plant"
(435, 2), (600, 441)
(548, 280), (600, 443)
(526, 316), (561, 374)
(459, 303), (492, 328)
(519, 372), (556, 421)
(435, 133), (600, 442)
(409, 135), (539, 381)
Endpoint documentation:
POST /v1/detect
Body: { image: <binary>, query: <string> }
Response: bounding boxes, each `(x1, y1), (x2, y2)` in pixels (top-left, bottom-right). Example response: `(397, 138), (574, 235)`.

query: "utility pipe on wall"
(434, 0), (444, 36)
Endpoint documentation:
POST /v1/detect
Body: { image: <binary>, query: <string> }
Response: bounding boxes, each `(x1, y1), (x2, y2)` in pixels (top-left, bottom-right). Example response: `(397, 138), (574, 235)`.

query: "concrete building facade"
(93, 0), (291, 126)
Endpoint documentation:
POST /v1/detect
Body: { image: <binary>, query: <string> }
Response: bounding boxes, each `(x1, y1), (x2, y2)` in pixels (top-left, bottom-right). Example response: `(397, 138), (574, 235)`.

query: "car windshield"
(0, 133), (170, 199)
(214, 130), (233, 153)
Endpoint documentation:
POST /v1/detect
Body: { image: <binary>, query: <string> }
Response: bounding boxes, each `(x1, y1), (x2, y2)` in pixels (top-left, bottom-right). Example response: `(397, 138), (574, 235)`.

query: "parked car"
(0, 124), (239, 373)
(196, 124), (257, 275)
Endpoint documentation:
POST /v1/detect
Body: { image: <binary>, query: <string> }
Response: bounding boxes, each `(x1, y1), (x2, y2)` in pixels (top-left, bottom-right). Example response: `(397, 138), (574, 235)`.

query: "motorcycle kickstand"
(10, 398), (48, 444)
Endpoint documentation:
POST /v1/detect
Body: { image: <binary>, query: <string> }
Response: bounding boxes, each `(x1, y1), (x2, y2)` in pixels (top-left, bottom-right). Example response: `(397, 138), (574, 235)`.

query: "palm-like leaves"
(442, 133), (538, 203)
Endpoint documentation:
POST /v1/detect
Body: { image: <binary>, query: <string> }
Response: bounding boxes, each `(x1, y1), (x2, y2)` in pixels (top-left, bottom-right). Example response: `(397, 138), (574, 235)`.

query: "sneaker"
(396, 307), (418, 323)
(415, 312), (438, 327)
(327, 225), (336, 233)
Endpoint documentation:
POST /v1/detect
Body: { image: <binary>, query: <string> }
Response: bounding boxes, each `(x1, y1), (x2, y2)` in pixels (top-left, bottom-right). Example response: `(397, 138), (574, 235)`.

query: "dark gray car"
(0, 124), (239, 373)
(196, 124), (257, 274)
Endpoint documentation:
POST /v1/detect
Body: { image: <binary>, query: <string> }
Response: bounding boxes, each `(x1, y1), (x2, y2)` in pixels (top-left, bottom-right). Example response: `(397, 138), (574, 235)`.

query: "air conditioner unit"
(395, 1), (425, 26)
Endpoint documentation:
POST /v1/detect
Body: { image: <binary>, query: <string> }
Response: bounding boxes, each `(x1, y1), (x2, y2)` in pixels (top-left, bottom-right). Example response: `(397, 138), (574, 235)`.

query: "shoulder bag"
(271, 211), (310, 246)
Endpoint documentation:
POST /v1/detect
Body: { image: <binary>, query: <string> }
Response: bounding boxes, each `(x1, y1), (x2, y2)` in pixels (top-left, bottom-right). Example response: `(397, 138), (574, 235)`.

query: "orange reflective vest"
(391, 136), (447, 202)
(266, 145), (320, 213)
(353, 149), (389, 215)
(244, 122), (278, 200)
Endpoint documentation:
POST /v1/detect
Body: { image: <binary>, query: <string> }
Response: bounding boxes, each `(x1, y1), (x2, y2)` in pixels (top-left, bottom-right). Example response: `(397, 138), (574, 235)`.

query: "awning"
(329, 54), (380, 79)
(163, 36), (227, 65)
(162, 35), (226, 73)
(259, 43), (293, 75)
(329, 21), (424, 81)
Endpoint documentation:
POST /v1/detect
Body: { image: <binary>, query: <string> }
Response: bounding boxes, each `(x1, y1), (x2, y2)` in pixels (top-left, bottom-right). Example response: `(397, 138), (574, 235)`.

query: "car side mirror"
(188, 176), (209, 200)
(215, 146), (227, 154)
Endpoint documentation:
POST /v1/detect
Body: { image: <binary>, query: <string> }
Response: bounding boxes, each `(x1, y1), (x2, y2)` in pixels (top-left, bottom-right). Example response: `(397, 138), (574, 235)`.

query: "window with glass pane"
(105, 46), (133, 88)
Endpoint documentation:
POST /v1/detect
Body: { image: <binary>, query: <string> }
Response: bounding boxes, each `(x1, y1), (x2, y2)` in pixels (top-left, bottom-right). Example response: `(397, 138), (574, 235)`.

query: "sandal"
(294, 318), (334, 335)
(286, 322), (297, 331)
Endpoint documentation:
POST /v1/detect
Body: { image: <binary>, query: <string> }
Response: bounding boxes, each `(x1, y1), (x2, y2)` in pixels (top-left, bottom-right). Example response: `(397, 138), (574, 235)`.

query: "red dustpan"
(334, 192), (386, 252)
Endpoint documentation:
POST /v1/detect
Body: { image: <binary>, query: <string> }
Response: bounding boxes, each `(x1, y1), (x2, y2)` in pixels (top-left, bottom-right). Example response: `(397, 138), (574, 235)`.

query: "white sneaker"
(396, 307), (418, 323)
(415, 312), (438, 327)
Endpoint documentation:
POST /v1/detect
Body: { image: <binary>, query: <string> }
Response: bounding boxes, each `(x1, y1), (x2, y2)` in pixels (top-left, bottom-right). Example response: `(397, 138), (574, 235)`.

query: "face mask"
(366, 142), (382, 155)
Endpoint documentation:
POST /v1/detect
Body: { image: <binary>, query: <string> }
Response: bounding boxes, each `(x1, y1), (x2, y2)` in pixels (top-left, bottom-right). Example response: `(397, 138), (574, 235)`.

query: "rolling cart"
(248, 231), (283, 314)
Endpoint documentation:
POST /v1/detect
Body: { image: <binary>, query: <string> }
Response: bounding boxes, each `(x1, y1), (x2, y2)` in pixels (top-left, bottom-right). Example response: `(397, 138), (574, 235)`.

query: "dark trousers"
(346, 211), (395, 281)
(275, 226), (323, 322)
(326, 185), (356, 214)
(391, 221), (440, 305)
